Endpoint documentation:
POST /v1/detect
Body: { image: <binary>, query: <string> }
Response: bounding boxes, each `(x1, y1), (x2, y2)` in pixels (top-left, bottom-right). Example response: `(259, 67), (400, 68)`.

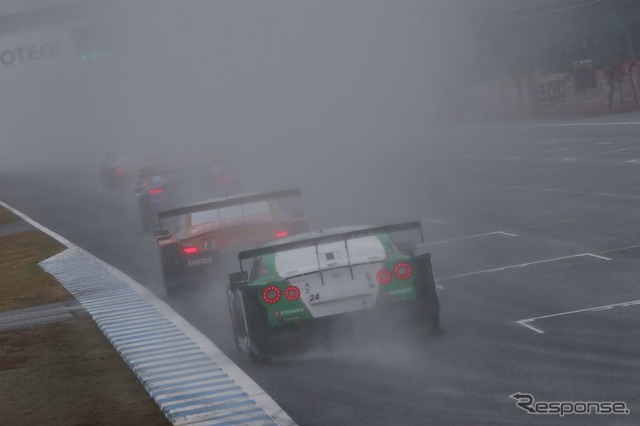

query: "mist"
(0, 1), (471, 174)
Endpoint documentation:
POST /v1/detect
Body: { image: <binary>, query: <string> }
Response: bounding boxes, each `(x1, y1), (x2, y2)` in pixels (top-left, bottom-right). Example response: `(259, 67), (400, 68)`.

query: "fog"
(4, 4), (640, 424)
(0, 1), (471, 175)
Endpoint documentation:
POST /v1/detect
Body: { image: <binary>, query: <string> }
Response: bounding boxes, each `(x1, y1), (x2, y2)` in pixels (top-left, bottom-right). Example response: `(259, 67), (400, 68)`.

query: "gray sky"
(0, 1), (471, 172)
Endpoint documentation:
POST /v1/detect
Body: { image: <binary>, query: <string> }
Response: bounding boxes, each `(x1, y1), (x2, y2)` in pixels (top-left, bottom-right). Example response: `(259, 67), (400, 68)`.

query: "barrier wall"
(470, 61), (640, 119)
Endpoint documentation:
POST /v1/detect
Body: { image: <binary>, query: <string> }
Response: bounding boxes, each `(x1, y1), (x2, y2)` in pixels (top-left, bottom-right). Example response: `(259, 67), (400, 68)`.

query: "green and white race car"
(226, 221), (440, 359)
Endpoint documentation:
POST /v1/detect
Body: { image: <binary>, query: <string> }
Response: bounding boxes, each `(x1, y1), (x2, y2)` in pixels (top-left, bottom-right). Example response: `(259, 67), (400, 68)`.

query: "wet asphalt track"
(2, 116), (640, 425)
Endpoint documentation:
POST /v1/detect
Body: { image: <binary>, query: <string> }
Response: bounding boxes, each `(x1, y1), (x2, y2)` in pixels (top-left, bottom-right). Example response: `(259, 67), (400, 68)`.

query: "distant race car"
(154, 189), (309, 294)
(100, 152), (132, 190)
(135, 158), (241, 231)
(226, 221), (440, 359)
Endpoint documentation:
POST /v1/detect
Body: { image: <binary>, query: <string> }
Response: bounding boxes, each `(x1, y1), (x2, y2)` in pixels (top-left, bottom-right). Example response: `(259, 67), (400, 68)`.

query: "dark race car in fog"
(135, 158), (241, 232)
(226, 221), (440, 360)
(100, 152), (133, 190)
(154, 189), (309, 295)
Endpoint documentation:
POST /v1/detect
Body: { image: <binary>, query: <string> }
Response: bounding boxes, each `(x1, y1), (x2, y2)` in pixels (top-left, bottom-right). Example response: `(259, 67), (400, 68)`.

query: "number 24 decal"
(309, 293), (320, 302)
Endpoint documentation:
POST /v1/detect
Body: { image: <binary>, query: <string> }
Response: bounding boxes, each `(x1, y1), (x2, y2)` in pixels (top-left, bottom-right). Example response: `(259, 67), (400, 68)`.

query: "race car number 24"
(309, 293), (320, 302)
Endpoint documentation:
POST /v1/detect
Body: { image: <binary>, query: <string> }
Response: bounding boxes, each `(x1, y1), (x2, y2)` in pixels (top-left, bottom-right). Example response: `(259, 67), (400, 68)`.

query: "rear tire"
(227, 289), (242, 350)
(238, 292), (269, 361)
(161, 263), (183, 297)
(142, 213), (154, 233)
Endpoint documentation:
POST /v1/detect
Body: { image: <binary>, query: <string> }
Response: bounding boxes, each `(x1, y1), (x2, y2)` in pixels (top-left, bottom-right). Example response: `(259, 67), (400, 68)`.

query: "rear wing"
(238, 221), (423, 272)
(158, 188), (303, 220)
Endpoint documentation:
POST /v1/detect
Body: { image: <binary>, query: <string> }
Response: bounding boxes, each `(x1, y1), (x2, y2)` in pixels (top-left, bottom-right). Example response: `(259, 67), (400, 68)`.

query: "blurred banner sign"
(530, 74), (566, 110)
(0, 28), (74, 79)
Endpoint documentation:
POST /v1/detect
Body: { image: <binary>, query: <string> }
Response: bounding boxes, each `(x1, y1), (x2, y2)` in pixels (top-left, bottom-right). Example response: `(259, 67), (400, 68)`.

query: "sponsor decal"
(388, 288), (412, 296)
(275, 307), (305, 317)
(187, 257), (213, 267)
(510, 393), (630, 417)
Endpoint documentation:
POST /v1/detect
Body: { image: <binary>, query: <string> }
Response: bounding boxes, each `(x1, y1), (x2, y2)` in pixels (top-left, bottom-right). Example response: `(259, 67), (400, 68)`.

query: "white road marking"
(585, 253), (613, 261)
(431, 231), (517, 245)
(541, 142), (611, 155)
(461, 182), (640, 201)
(438, 253), (610, 282)
(515, 320), (544, 334)
(595, 146), (640, 156)
(499, 231), (518, 237)
(516, 299), (640, 334)
(625, 159), (640, 163)
(0, 200), (74, 246)
(517, 121), (640, 128)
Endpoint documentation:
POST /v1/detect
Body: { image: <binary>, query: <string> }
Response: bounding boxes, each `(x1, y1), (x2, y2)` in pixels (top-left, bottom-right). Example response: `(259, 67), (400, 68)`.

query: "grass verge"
(0, 318), (170, 426)
(0, 230), (71, 311)
(0, 204), (170, 425)
(0, 206), (19, 226)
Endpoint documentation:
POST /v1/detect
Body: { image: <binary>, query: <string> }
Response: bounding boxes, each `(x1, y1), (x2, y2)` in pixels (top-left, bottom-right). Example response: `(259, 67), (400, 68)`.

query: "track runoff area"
(1, 200), (295, 426)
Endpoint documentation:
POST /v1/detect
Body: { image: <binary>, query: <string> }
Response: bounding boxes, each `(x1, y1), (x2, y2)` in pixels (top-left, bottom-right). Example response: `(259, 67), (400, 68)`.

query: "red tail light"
(275, 230), (289, 239)
(115, 168), (125, 174)
(216, 176), (230, 184)
(376, 269), (392, 285)
(262, 285), (281, 304)
(285, 286), (300, 301)
(181, 244), (199, 255)
(148, 187), (164, 195)
(394, 262), (412, 280)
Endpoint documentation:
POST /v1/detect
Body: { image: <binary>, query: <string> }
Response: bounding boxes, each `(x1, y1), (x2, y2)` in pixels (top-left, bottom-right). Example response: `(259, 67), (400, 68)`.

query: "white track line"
(519, 121), (640, 128)
(0, 200), (74, 247)
(541, 142), (611, 155)
(431, 231), (517, 245)
(517, 299), (640, 334)
(438, 253), (610, 282)
(461, 182), (640, 201)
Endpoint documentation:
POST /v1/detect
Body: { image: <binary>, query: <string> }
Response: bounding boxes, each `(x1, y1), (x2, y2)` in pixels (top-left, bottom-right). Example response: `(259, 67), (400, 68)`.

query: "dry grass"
(0, 206), (19, 226)
(0, 230), (71, 311)
(0, 210), (170, 424)
(0, 318), (170, 425)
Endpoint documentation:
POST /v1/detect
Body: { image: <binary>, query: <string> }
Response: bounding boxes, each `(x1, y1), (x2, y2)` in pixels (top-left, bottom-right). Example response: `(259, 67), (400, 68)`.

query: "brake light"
(216, 176), (230, 184)
(285, 286), (300, 301)
(181, 244), (199, 255)
(148, 187), (164, 195)
(394, 262), (412, 280)
(376, 269), (392, 285)
(275, 230), (289, 238)
(115, 168), (125, 174)
(262, 285), (281, 304)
